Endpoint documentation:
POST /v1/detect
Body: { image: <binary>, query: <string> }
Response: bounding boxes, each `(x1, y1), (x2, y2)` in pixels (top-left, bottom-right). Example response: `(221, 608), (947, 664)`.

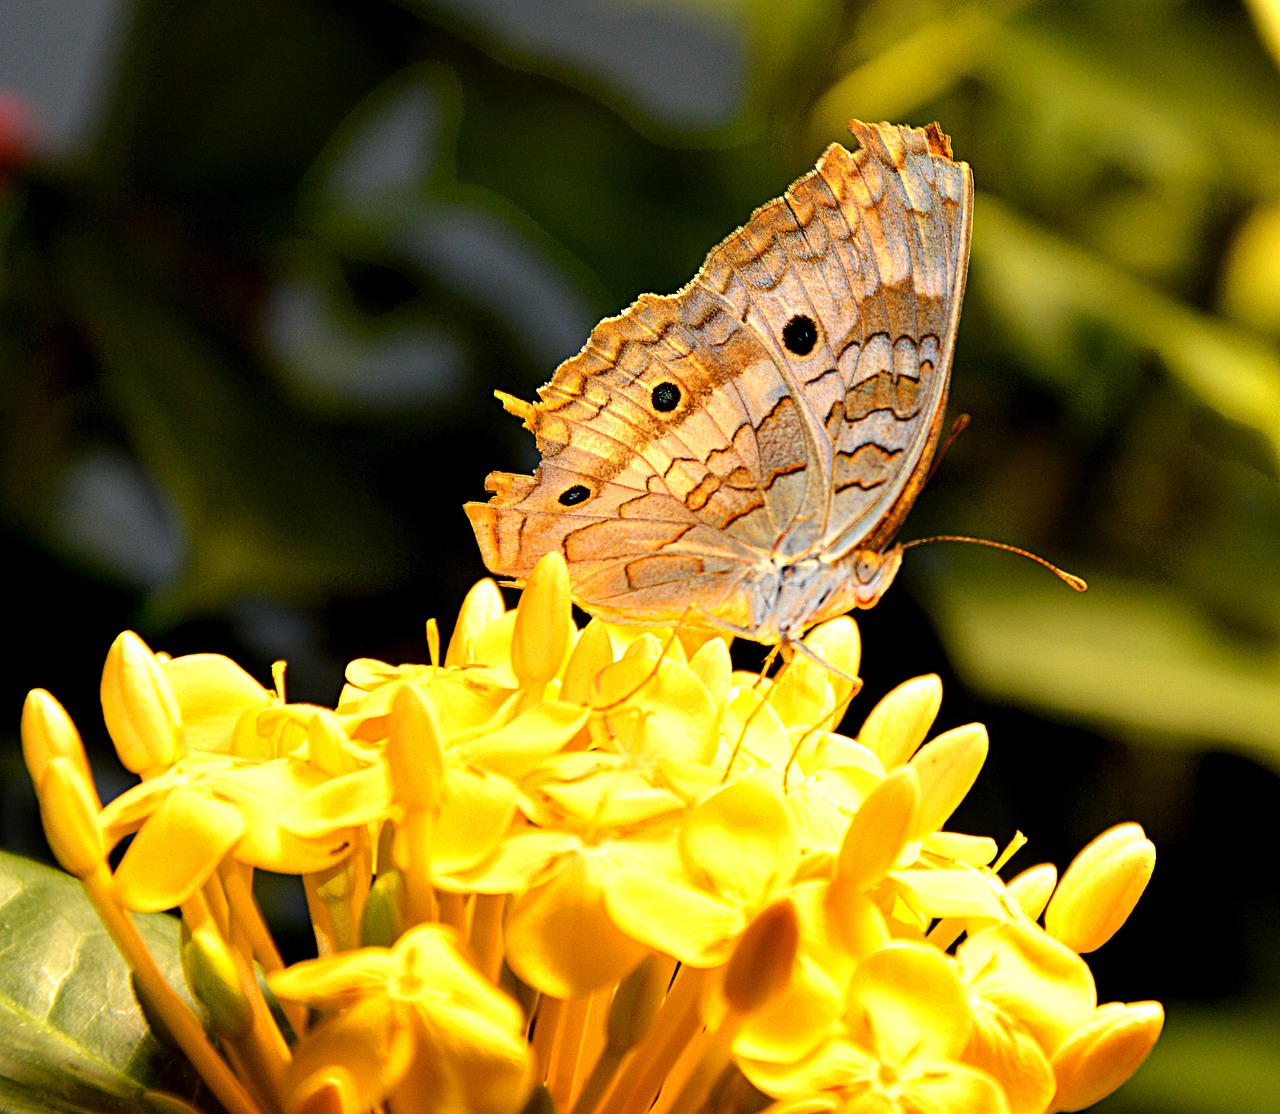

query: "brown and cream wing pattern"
(817, 123), (971, 556)
(465, 121), (972, 631)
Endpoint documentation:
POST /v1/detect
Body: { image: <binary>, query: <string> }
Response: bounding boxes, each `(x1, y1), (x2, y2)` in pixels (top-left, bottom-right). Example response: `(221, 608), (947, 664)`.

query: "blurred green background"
(0, 0), (1278, 1109)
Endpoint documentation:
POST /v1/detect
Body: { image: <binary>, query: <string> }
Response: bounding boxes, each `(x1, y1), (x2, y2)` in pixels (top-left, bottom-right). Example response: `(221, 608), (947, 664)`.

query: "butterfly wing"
(813, 122), (972, 557)
(466, 122), (972, 630)
(702, 122), (972, 559)
(465, 280), (793, 630)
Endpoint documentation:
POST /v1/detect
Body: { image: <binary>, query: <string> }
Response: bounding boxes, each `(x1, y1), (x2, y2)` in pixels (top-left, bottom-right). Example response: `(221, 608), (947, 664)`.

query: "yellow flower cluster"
(21, 553), (1161, 1114)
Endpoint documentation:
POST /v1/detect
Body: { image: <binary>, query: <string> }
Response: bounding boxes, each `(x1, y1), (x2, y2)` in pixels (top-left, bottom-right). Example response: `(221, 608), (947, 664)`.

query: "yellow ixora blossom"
(20, 553), (1162, 1114)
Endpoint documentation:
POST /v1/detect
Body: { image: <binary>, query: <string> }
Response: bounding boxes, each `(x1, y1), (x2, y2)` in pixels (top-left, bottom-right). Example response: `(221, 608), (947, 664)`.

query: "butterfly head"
(850, 546), (904, 609)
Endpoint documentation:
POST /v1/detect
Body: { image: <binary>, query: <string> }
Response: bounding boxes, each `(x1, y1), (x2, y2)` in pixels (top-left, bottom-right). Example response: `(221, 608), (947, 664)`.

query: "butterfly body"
(467, 121), (973, 645)
(730, 546), (904, 644)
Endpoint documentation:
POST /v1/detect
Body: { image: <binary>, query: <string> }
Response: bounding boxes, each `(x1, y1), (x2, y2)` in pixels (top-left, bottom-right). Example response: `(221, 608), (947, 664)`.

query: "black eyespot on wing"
(651, 382), (681, 412)
(559, 484), (591, 506)
(782, 315), (818, 356)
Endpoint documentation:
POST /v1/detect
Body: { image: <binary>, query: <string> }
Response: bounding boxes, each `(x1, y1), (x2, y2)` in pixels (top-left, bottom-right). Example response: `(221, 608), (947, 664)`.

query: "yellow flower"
(744, 941), (1010, 1114)
(20, 555), (1161, 1114)
(99, 751), (358, 911)
(268, 923), (534, 1114)
(161, 650), (276, 756)
(603, 777), (800, 968)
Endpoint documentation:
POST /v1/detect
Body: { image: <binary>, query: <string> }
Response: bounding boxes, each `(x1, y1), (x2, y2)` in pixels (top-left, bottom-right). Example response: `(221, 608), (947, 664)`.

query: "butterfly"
(466, 121), (973, 648)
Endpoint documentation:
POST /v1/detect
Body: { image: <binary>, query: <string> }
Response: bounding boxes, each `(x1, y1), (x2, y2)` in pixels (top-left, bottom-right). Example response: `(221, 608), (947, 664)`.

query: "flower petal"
(891, 864), (1007, 922)
(283, 765), (393, 835)
(456, 701), (587, 779)
(222, 761), (356, 873)
(958, 923), (1096, 1055)
(681, 778), (798, 907)
(856, 674), (941, 769)
(505, 854), (650, 998)
(113, 786), (245, 911)
(162, 653), (273, 756)
(432, 768), (521, 880)
(845, 942), (972, 1064)
(836, 766), (918, 890)
(909, 723), (988, 840)
(590, 656), (718, 765)
(966, 1000), (1056, 1114)
(269, 948), (396, 1006)
(606, 843), (744, 966)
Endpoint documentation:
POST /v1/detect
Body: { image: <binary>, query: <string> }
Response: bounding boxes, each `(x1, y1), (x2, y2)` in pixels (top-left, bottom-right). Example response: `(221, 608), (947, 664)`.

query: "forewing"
(464, 281), (791, 627)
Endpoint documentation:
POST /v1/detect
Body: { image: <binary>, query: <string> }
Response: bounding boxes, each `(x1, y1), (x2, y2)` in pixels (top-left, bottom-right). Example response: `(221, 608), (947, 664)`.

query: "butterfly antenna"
(900, 535), (1087, 591)
(926, 413), (971, 484)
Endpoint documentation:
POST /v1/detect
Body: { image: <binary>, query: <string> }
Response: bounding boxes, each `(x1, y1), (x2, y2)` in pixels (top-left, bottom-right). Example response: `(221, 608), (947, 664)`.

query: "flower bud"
(445, 577), (506, 667)
(1050, 1001), (1164, 1111)
(361, 870), (406, 948)
(102, 631), (183, 774)
(722, 900), (799, 1015)
(606, 954), (668, 1051)
(1008, 863), (1058, 921)
(386, 686), (445, 810)
(181, 922), (253, 1038)
(21, 688), (95, 798)
(36, 757), (105, 878)
(559, 620), (614, 706)
(511, 553), (573, 688)
(1046, 824), (1155, 953)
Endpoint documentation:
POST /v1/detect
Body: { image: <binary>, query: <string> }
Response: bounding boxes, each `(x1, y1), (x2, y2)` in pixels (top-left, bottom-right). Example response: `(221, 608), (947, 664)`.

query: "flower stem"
(82, 870), (264, 1114)
(599, 966), (708, 1114)
(547, 993), (593, 1110)
(470, 892), (507, 984)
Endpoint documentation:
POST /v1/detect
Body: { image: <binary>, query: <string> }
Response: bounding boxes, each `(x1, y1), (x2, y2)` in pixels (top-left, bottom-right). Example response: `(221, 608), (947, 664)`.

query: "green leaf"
(916, 551), (1280, 764)
(807, 1), (1000, 138)
(973, 197), (1280, 463)
(0, 852), (205, 1113)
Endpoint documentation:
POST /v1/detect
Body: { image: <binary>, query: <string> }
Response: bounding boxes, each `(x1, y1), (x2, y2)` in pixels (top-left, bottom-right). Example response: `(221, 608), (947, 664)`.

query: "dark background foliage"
(1, 1), (1278, 1109)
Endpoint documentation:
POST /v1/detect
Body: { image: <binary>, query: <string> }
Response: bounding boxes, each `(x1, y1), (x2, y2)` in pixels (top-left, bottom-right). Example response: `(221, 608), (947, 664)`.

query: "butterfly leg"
(779, 633), (863, 694)
(720, 656), (790, 781)
(586, 617), (694, 714)
(925, 412), (971, 484)
(776, 645), (865, 790)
